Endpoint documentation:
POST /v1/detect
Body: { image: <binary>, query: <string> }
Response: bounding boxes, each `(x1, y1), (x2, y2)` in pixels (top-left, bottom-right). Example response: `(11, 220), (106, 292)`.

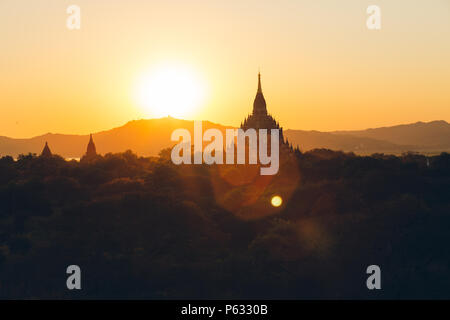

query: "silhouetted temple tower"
(241, 73), (286, 144)
(40, 141), (52, 157)
(253, 72), (268, 116)
(85, 134), (97, 159)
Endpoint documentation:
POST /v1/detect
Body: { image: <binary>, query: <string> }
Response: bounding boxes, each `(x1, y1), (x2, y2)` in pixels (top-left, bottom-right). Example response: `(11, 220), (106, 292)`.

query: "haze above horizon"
(1, 0), (449, 138)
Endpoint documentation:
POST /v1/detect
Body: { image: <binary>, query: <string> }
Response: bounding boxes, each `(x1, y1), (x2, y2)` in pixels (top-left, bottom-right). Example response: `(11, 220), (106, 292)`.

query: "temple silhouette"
(80, 134), (99, 162)
(40, 141), (52, 158)
(39, 134), (98, 160)
(241, 73), (283, 136)
(38, 73), (296, 160)
(241, 73), (294, 151)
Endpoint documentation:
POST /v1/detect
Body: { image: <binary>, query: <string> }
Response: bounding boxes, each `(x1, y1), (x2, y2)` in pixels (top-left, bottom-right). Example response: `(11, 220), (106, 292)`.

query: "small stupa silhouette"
(40, 141), (52, 157)
(84, 134), (97, 159)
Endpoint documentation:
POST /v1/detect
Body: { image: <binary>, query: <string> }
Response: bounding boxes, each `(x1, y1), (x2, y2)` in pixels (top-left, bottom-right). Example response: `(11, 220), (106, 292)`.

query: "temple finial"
(257, 72), (262, 93)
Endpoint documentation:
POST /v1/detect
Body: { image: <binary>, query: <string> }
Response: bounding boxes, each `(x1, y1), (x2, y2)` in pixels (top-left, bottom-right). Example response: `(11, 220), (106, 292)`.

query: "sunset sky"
(1, 0), (449, 138)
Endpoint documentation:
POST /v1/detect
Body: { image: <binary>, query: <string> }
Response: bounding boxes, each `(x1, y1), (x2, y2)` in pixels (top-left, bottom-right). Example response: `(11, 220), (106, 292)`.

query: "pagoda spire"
(40, 141), (52, 157)
(85, 134), (97, 159)
(252, 72), (267, 116)
(257, 72), (262, 93)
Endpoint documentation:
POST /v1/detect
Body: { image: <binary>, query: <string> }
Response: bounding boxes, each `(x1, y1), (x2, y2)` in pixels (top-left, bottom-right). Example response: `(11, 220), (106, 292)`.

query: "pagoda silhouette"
(241, 73), (295, 151)
(40, 141), (52, 158)
(81, 134), (99, 162)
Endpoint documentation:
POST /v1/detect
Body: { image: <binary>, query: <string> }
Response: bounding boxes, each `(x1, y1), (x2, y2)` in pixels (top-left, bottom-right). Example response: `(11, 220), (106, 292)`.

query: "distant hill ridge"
(1, 118), (449, 158)
(331, 120), (450, 148)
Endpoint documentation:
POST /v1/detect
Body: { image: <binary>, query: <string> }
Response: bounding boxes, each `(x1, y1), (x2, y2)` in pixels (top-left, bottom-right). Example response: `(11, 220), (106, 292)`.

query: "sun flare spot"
(136, 63), (207, 118)
(271, 195), (283, 207)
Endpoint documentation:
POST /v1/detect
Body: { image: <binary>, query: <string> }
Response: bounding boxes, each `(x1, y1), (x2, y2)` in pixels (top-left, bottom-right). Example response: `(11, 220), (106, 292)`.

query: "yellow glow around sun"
(271, 195), (283, 207)
(136, 63), (207, 118)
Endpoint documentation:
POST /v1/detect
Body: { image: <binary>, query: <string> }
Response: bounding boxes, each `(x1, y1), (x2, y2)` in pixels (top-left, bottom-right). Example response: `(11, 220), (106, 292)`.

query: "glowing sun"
(136, 63), (207, 118)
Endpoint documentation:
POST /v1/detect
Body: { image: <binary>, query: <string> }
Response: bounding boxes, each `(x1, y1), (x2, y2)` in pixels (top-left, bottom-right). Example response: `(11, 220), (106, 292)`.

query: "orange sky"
(1, 0), (449, 138)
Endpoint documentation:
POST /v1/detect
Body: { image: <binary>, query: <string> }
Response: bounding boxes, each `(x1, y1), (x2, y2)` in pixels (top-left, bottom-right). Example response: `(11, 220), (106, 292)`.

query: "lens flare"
(271, 195), (283, 207)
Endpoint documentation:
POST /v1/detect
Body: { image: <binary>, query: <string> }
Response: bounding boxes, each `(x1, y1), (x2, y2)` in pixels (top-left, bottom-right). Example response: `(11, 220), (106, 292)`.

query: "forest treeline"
(0, 149), (449, 299)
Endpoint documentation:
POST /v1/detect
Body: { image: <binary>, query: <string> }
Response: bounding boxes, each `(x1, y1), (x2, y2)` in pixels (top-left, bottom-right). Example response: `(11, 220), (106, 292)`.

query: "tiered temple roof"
(240, 73), (285, 144)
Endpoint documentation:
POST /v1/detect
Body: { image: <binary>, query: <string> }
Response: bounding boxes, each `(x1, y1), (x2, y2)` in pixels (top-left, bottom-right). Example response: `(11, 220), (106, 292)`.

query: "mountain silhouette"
(0, 117), (233, 158)
(287, 120), (450, 154)
(0, 118), (449, 158)
(332, 120), (450, 148)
